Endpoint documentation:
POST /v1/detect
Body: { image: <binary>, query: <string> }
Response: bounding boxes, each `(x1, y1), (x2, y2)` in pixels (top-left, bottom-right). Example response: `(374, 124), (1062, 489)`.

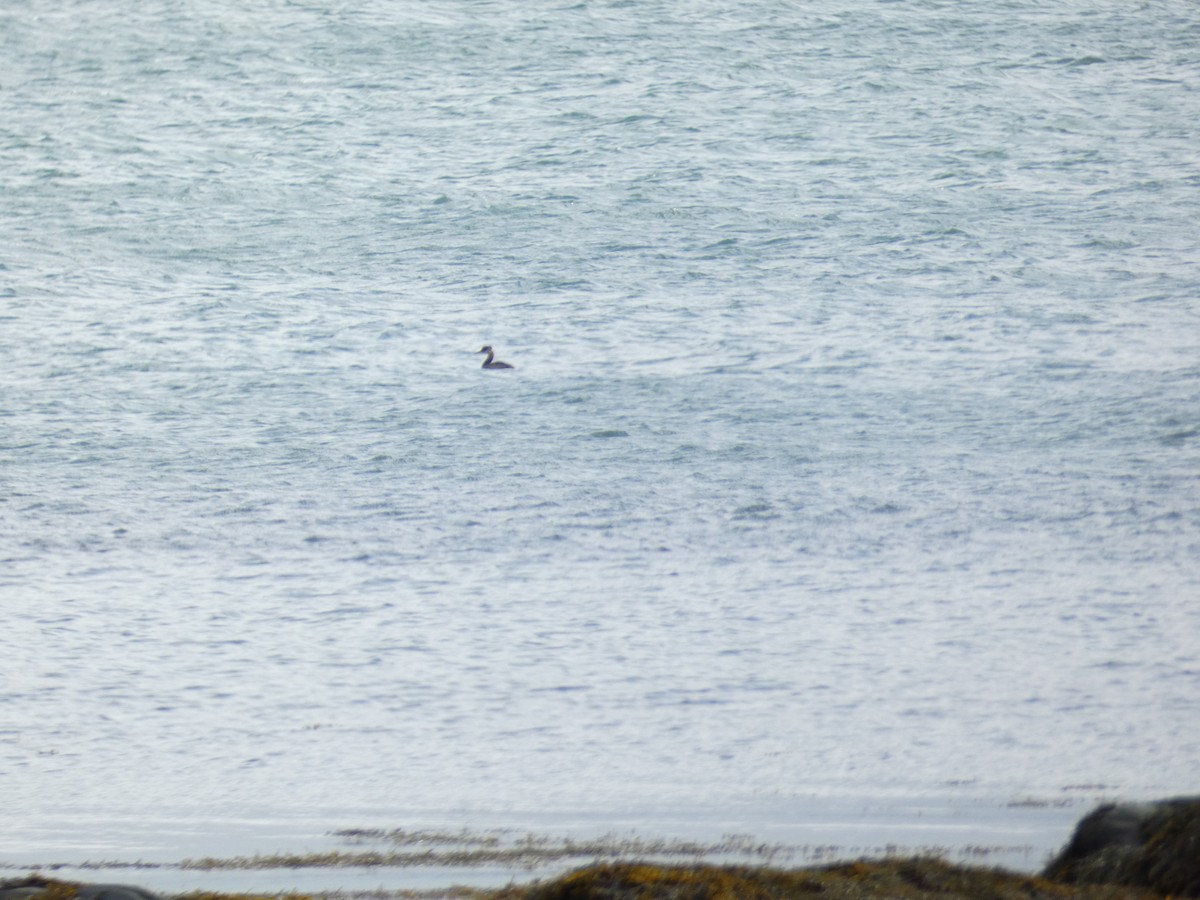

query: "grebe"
(476, 345), (514, 369)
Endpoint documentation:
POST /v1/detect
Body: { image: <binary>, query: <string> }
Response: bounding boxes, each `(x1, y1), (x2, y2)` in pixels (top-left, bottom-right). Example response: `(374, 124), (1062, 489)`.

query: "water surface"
(2, 0), (1199, 883)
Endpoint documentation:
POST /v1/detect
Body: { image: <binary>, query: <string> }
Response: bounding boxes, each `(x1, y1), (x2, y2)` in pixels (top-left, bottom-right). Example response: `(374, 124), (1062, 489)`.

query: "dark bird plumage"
(477, 345), (514, 369)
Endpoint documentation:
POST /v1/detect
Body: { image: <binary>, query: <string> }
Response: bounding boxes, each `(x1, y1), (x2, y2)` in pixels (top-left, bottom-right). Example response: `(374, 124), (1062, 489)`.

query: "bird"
(476, 345), (514, 370)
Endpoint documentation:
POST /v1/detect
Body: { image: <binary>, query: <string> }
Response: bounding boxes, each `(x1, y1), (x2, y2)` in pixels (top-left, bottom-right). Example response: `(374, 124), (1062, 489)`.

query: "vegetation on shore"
(496, 858), (1163, 900)
(0, 857), (1170, 900)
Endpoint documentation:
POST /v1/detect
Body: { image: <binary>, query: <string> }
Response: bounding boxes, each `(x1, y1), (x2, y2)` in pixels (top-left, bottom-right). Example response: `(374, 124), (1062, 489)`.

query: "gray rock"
(1043, 795), (1200, 895)
(0, 888), (54, 900)
(1047, 801), (1158, 865)
(76, 886), (160, 900)
(0, 881), (160, 900)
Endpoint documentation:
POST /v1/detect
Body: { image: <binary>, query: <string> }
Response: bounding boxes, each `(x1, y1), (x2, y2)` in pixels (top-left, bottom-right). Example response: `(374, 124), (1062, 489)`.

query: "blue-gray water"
(2, 0), (1199, 873)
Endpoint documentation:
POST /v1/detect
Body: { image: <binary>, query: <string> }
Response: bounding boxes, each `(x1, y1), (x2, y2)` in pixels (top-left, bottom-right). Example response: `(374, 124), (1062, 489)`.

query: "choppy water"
(3, 0), (1200, 874)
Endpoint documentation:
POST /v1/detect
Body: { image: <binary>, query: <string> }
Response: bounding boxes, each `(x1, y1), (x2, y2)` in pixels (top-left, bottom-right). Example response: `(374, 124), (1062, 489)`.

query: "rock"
(0, 876), (58, 900)
(75, 886), (159, 900)
(0, 879), (160, 900)
(0, 889), (51, 900)
(1043, 796), (1200, 896)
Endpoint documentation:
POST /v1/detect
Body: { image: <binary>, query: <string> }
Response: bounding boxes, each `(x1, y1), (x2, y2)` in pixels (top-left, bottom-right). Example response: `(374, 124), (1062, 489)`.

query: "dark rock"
(1043, 796), (1200, 896)
(75, 886), (159, 900)
(0, 889), (51, 900)
(0, 879), (159, 900)
(0, 875), (59, 900)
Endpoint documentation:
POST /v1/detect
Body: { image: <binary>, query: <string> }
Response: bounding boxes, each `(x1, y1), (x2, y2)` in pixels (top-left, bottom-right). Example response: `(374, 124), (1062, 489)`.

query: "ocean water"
(2, 0), (1200, 881)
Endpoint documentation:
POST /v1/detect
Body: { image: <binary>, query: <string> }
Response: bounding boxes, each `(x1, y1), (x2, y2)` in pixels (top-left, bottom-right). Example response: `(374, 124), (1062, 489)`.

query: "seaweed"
(494, 859), (1161, 900)
(1, 857), (1168, 900)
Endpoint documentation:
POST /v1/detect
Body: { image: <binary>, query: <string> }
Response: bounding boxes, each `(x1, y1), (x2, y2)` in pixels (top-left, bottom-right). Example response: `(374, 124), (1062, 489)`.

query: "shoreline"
(0, 795), (1097, 896)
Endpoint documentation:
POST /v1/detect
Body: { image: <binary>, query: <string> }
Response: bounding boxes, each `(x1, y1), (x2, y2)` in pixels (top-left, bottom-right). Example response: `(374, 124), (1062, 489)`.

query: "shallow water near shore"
(2, 0), (1199, 889)
(1, 796), (1086, 894)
